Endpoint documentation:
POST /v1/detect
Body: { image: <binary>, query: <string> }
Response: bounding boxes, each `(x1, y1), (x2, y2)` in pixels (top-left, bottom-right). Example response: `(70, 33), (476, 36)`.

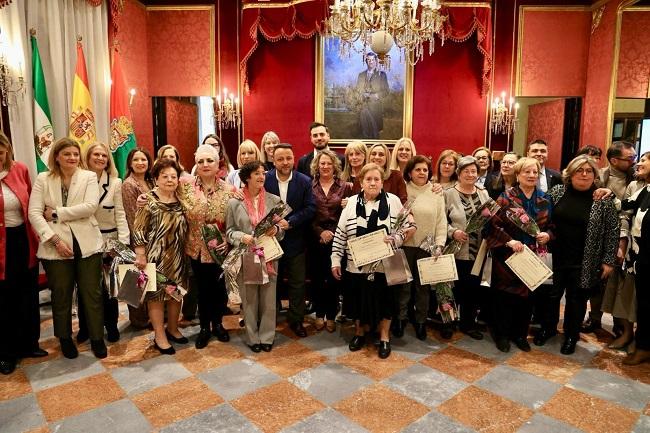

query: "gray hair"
(195, 144), (219, 162)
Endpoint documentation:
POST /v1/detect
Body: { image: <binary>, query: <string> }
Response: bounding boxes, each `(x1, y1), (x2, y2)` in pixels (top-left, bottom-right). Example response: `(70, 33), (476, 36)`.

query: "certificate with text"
(255, 235), (284, 262)
(417, 254), (458, 285)
(348, 231), (394, 268)
(505, 245), (553, 291)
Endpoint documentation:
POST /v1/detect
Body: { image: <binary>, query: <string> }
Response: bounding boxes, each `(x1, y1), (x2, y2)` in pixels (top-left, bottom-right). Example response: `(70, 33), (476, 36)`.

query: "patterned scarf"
(243, 186), (266, 227)
(355, 190), (390, 237)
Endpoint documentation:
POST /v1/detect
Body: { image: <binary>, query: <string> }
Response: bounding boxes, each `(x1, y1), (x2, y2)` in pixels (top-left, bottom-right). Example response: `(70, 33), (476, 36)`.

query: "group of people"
(0, 122), (648, 374)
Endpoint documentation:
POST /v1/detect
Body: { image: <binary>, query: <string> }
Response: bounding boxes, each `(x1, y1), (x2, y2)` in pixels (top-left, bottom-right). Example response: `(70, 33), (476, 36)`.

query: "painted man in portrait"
(355, 52), (389, 139)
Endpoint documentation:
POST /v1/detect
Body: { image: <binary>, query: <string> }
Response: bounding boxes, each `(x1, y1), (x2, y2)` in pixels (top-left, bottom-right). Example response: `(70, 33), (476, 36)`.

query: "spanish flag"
(109, 45), (137, 179)
(68, 38), (96, 152)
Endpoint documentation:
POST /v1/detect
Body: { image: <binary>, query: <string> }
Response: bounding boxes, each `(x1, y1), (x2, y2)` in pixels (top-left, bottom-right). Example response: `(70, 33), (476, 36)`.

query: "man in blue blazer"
(297, 122), (346, 178)
(527, 139), (562, 192)
(265, 143), (316, 337)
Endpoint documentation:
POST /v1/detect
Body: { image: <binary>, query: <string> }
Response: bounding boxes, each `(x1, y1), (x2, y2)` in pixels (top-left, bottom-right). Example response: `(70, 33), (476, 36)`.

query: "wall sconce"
(213, 87), (240, 133)
(489, 90), (519, 139)
(0, 28), (25, 107)
(129, 88), (136, 106)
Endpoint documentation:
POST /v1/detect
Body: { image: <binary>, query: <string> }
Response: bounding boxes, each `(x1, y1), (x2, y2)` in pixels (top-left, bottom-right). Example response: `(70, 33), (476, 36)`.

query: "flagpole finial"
(30, 28), (36, 36)
(77, 35), (83, 42)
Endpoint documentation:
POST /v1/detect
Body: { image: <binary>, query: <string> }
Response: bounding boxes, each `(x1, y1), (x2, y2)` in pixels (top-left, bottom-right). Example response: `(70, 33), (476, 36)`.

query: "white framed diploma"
(348, 230), (394, 268)
(505, 245), (553, 291)
(417, 254), (458, 285)
(255, 235), (284, 262)
(118, 263), (157, 292)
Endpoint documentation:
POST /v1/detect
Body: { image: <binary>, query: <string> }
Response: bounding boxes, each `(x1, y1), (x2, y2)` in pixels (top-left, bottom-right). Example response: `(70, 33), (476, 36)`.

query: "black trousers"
(191, 258), (228, 330)
(278, 252), (306, 325)
(635, 264), (650, 350)
(311, 242), (339, 320)
(0, 225), (40, 360)
(454, 259), (482, 331)
(533, 282), (564, 333)
(555, 268), (598, 339)
(492, 289), (532, 340)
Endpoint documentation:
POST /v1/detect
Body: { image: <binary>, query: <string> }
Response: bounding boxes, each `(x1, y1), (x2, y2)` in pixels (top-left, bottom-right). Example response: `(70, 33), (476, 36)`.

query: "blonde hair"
(562, 155), (599, 186)
(389, 137), (416, 170)
(156, 144), (185, 172)
(310, 149), (343, 178)
(513, 157), (541, 178)
(368, 143), (392, 180)
(260, 131), (280, 164)
(342, 140), (369, 181)
(48, 138), (83, 177)
(85, 142), (118, 178)
(0, 131), (14, 171)
(237, 139), (262, 166)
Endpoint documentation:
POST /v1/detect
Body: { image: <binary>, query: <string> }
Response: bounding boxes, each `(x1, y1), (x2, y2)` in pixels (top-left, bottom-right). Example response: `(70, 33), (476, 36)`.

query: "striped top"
(331, 192), (403, 274)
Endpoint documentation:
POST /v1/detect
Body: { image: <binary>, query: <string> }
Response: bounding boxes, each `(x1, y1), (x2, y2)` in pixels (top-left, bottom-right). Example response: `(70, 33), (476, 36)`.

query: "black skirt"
(342, 271), (392, 327)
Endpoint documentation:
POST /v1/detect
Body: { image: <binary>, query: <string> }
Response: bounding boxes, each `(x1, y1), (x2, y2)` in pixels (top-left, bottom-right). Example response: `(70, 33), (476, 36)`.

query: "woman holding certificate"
(546, 155), (618, 355)
(226, 161), (283, 353)
(444, 156), (491, 341)
(486, 157), (552, 353)
(181, 144), (236, 349)
(399, 156), (447, 340)
(331, 163), (413, 359)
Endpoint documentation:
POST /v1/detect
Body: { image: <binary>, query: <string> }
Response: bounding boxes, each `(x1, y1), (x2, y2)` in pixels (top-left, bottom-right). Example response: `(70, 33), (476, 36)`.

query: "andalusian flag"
(68, 38), (96, 152)
(31, 32), (54, 173)
(109, 46), (136, 178)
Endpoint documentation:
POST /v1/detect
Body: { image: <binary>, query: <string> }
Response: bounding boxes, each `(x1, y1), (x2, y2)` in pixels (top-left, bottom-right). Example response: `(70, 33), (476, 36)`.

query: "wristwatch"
(51, 211), (58, 222)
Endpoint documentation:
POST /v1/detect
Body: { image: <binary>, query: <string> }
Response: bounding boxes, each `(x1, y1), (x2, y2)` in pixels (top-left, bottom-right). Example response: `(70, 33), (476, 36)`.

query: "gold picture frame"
(314, 35), (413, 145)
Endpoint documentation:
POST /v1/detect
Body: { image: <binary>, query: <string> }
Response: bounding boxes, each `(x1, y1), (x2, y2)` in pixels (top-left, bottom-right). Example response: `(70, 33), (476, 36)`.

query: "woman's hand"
(601, 263), (614, 279)
(276, 219), (290, 230)
(233, 189), (245, 201)
(452, 230), (468, 243)
(136, 193), (147, 209)
(341, 198), (348, 208)
(265, 225), (278, 237)
(536, 232), (550, 245)
(134, 252), (147, 270)
(43, 206), (57, 222)
(507, 240), (524, 252)
(54, 239), (74, 258)
(214, 240), (229, 253)
(241, 234), (254, 245)
(431, 183), (443, 194)
(320, 230), (334, 244)
(332, 266), (342, 280)
(593, 188), (612, 200)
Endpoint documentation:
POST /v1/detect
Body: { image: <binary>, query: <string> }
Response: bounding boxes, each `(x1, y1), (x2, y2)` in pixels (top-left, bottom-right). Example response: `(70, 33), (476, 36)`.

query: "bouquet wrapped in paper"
(201, 223), (227, 266)
(222, 201), (292, 303)
(445, 199), (501, 255)
(420, 234), (459, 323)
(367, 197), (417, 282)
(503, 202), (547, 255)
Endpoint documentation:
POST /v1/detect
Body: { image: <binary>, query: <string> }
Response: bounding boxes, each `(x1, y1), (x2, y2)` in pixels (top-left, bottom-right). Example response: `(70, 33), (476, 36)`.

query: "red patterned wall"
(617, 10), (650, 98)
(165, 98), (199, 170)
(526, 99), (564, 170)
(520, 10), (590, 97)
(110, 0), (153, 155)
(580, 1), (624, 149)
(147, 8), (213, 97)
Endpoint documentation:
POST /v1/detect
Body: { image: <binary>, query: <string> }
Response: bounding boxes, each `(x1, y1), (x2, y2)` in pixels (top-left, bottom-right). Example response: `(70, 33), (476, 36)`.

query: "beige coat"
(28, 169), (103, 259)
(95, 171), (130, 245)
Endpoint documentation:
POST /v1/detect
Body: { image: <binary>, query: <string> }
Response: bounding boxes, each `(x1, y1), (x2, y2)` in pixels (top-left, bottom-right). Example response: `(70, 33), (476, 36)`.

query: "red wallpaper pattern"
(526, 99), (564, 170)
(109, 0), (153, 154)
(617, 11), (650, 98)
(166, 98), (198, 170)
(580, 1), (622, 149)
(147, 9), (213, 97)
(520, 10), (590, 97)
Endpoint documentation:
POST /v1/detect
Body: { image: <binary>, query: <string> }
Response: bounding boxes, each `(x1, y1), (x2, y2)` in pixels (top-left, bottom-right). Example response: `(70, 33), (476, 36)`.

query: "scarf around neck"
(243, 186), (266, 227)
(355, 190), (390, 237)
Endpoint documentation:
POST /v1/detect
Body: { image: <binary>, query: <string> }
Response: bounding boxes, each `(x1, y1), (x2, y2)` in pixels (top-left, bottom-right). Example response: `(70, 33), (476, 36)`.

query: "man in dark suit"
(527, 139), (562, 193)
(355, 52), (389, 139)
(297, 122), (345, 178)
(266, 143), (316, 337)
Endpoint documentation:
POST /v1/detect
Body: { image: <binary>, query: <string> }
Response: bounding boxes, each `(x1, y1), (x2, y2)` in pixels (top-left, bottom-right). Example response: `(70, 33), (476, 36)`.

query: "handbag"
(382, 249), (413, 286)
(242, 251), (267, 285)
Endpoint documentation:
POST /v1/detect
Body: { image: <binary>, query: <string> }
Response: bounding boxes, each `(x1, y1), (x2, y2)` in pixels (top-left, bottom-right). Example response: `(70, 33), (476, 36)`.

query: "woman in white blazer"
(75, 143), (130, 344)
(28, 138), (105, 360)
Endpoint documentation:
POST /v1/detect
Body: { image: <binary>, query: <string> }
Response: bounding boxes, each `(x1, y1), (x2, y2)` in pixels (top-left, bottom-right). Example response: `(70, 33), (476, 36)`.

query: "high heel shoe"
(608, 335), (633, 351)
(165, 330), (188, 344)
(154, 340), (176, 355)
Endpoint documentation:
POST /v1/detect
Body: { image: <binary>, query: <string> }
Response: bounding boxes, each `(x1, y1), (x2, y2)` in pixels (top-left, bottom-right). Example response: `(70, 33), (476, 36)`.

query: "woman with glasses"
(433, 150), (459, 189)
(200, 134), (234, 179)
(472, 147), (493, 188)
(486, 152), (519, 200)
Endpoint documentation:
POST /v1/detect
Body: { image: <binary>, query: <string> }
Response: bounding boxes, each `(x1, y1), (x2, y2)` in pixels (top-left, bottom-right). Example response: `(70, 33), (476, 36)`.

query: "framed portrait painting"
(315, 35), (413, 144)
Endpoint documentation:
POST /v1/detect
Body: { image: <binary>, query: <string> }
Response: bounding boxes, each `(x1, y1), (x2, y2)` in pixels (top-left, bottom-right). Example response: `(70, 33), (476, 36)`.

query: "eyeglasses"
(475, 156), (490, 161)
(575, 168), (595, 175)
(501, 160), (516, 166)
(614, 156), (637, 163)
(440, 161), (455, 167)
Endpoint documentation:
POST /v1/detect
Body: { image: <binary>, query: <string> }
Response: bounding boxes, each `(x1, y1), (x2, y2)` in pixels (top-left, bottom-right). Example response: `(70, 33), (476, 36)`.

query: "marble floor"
(1, 297), (650, 433)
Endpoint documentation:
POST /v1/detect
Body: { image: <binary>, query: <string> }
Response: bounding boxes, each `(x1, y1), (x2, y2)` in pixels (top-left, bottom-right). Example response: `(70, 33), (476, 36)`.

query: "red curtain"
(240, 1), (493, 96)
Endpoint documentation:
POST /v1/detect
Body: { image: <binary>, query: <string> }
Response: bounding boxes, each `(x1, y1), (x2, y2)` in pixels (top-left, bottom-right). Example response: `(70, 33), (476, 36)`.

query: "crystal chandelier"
(489, 91), (519, 136)
(325, 0), (447, 66)
(213, 88), (240, 133)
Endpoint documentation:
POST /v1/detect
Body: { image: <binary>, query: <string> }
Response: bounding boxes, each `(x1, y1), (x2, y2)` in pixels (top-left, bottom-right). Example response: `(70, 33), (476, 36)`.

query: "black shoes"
(212, 323), (230, 342)
(154, 340), (176, 355)
(349, 335), (366, 351)
(581, 318), (601, 334)
(261, 343), (273, 352)
(60, 338), (79, 359)
(561, 337), (578, 355)
(513, 337), (531, 352)
(533, 329), (557, 346)
(165, 330), (188, 344)
(248, 344), (262, 353)
(440, 326), (454, 340)
(414, 323), (427, 341)
(21, 347), (48, 358)
(91, 340), (108, 359)
(378, 341), (391, 359)
(461, 328), (484, 340)
(0, 359), (16, 375)
(290, 323), (307, 338)
(195, 329), (212, 349)
(391, 320), (405, 338)
(496, 337), (511, 353)
(106, 326), (120, 343)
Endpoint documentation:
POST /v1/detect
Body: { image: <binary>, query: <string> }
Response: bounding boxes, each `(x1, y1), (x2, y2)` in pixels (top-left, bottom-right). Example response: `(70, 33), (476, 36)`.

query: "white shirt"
(276, 170), (293, 203)
(2, 182), (24, 227)
(537, 167), (548, 192)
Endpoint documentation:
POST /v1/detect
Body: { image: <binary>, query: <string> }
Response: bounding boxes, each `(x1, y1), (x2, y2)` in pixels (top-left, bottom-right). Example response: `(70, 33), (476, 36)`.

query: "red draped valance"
(240, 0), (493, 96)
